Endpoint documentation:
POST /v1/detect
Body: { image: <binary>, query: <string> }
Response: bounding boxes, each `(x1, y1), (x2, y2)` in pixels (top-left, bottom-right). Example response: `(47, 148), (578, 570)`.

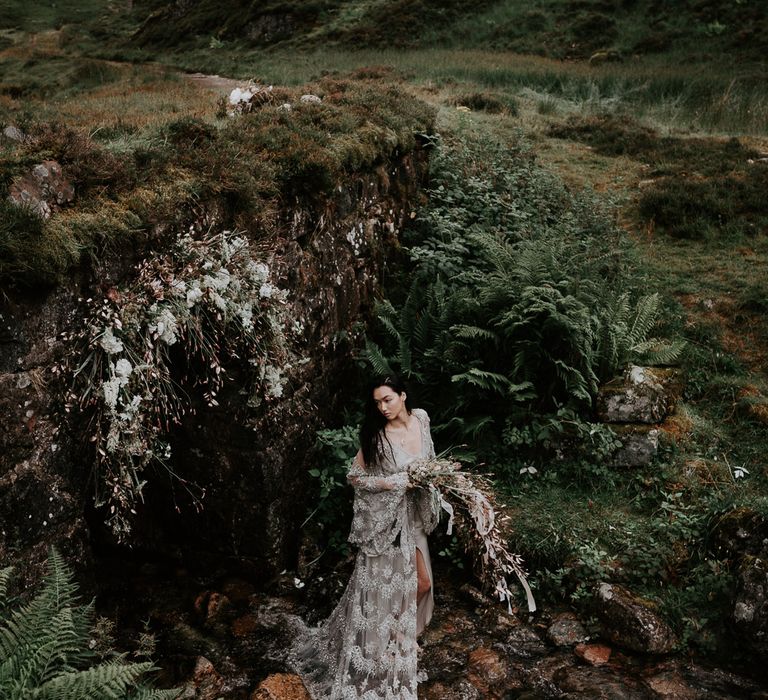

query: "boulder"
(547, 612), (589, 647)
(597, 366), (680, 424)
(710, 507), (768, 563)
(732, 555), (768, 656)
(595, 583), (678, 654)
(8, 160), (74, 219)
(608, 425), (660, 467)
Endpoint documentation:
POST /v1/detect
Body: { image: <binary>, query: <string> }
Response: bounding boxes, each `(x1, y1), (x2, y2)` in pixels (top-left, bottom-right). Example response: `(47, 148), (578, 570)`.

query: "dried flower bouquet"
(408, 457), (536, 613)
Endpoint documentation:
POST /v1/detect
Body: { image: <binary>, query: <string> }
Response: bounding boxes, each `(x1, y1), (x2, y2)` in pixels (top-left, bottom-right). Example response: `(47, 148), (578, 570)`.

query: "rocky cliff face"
(0, 130), (431, 584)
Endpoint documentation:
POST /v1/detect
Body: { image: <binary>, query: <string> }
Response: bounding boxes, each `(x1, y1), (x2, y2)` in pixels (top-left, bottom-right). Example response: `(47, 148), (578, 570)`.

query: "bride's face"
(372, 385), (405, 421)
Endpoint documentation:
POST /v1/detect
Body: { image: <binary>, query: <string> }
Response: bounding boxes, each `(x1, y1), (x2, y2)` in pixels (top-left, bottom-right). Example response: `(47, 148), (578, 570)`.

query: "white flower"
(238, 302), (253, 329)
(211, 291), (228, 312)
(264, 364), (285, 398)
(170, 279), (187, 296)
(294, 577), (305, 589)
(149, 308), (179, 345)
(259, 282), (275, 299)
(103, 377), (121, 410)
(186, 282), (203, 308)
(246, 260), (269, 284)
(99, 328), (123, 354)
(114, 358), (133, 382)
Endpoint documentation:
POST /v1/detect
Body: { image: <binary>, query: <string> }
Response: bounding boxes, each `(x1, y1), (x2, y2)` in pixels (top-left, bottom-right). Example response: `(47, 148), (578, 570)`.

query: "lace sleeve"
(347, 461), (409, 493)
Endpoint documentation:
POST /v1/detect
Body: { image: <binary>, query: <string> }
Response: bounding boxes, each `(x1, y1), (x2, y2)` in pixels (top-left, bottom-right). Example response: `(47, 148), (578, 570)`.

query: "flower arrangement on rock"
(408, 457), (536, 613)
(69, 229), (288, 539)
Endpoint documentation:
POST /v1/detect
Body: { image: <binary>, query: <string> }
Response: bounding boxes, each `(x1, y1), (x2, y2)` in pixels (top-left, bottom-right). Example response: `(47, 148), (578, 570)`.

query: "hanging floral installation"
(408, 457), (536, 613)
(67, 229), (288, 539)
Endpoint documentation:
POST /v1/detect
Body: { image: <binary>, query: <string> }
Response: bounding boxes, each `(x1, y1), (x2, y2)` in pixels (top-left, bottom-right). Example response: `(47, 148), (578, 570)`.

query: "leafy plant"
(306, 425), (359, 557)
(0, 548), (178, 699)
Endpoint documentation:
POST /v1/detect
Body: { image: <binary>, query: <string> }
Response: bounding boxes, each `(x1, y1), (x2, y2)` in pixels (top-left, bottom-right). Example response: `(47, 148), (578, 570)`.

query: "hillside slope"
(123, 0), (767, 60)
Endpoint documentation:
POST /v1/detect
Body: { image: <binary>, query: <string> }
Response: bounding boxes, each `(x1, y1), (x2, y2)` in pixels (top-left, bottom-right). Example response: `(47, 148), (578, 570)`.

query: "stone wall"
(0, 147), (430, 583)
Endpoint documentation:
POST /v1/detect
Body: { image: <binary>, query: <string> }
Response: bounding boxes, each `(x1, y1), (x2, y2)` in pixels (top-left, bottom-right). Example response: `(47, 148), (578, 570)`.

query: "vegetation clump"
(0, 547), (177, 699)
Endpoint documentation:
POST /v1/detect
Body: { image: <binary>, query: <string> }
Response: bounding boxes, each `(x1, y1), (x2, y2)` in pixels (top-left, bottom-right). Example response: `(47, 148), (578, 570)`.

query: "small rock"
(3, 125), (25, 142)
(231, 613), (260, 638)
(186, 656), (225, 700)
(574, 642), (612, 666)
(277, 103), (292, 112)
(466, 646), (508, 694)
(502, 624), (547, 658)
(300, 94), (322, 104)
(206, 591), (233, 625)
(251, 673), (310, 700)
(547, 612), (589, 647)
(8, 159), (74, 219)
(596, 583), (678, 654)
(609, 425), (660, 468)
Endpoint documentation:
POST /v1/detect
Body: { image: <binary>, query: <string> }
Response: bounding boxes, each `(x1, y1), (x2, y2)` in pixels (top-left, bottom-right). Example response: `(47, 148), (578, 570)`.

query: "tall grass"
(149, 47), (768, 136)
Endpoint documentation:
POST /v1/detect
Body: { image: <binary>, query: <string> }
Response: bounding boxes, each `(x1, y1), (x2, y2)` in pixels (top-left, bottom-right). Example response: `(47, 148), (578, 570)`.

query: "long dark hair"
(360, 374), (411, 470)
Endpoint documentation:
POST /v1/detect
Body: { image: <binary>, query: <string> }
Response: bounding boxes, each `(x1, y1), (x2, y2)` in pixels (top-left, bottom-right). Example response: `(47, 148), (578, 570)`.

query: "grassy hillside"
(3, 0), (766, 61)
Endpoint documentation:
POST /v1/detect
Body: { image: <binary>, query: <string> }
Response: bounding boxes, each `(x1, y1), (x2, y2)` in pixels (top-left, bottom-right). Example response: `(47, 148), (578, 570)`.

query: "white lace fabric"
(290, 408), (439, 699)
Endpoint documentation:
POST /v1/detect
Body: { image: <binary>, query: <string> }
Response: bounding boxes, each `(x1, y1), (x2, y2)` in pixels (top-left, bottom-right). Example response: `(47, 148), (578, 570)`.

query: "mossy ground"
(3, 0), (768, 670)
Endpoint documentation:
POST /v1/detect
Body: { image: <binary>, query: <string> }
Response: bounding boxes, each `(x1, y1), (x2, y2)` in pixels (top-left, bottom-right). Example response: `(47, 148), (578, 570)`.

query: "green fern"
(0, 547), (179, 700)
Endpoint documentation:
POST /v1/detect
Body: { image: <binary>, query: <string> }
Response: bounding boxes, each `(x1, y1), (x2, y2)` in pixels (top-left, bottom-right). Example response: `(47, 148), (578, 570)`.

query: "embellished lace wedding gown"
(292, 408), (440, 699)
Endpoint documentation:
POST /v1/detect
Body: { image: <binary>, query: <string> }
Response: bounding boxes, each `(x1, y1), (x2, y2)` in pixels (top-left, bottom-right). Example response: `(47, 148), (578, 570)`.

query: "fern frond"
(35, 659), (154, 700)
(363, 339), (394, 376)
(0, 567), (13, 612)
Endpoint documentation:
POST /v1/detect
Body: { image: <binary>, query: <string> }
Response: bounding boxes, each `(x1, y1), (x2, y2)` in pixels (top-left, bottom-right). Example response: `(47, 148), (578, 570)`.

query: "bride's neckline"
(385, 414), (423, 458)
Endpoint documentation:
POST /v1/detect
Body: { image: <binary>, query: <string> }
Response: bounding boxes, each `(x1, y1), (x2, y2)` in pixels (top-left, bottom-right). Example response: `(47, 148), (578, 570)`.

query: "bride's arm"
(347, 449), (408, 492)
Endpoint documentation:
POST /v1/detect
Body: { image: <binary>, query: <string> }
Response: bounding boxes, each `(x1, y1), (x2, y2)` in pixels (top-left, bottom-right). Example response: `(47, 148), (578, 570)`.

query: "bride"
(292, 374), (440, 699)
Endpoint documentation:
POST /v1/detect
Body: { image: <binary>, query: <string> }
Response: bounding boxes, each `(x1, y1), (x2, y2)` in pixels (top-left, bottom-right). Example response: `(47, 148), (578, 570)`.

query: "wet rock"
(547, 611), (589, 646)
(502, 623), (548, 658)
(466, 646), (509, 696)
(205, 591), (233, 627)
(643, 667), (697, 698)
(609, 425), (660, 468)
(732, 555), (768, 656)
(710, 507), (768, 563)
(574, 642), (611, 666)
(8, 160), (74, 218)
(181, 656), (225, 700)
(596, 583), (678, 653)
(232, 612), (261, 638)
(597, 365), (676, 424)
(221, 577), (257, 603)
(553, 664), (655, 699)
(420, 679), (480, 700)
(251, 673), (310, 700)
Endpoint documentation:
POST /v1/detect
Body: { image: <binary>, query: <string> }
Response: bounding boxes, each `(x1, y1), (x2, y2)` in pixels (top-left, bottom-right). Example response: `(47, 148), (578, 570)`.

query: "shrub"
(365, 126), (681, 457)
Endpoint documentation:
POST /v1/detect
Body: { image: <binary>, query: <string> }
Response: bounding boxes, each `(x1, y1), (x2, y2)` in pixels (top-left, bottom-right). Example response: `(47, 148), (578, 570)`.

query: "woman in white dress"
(292, 375), (440, 699)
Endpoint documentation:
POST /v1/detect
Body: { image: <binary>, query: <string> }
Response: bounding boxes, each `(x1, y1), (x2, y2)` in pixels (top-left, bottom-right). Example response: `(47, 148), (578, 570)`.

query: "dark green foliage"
(639, 166), (768, 240)
(549, 114), (768, 240)
(365, 127), (680, 460)
(306, 426), (358, 557)
(0, 547), (178, 699)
